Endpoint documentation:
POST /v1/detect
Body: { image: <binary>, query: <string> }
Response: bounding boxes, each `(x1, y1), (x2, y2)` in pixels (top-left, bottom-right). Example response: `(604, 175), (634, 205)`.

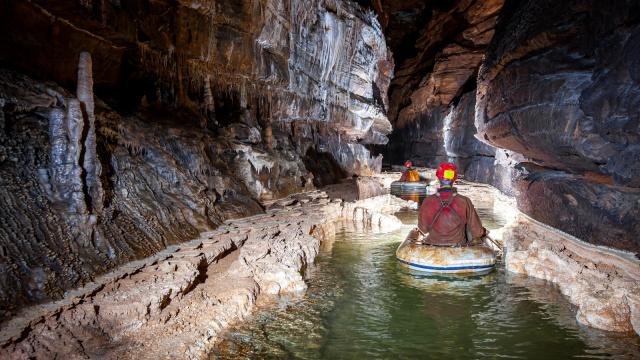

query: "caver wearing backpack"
(417, 163), (487, 246)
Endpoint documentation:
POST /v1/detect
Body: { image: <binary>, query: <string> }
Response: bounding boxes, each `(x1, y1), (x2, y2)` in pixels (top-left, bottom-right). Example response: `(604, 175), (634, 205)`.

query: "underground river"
(211, 192), (640, 359)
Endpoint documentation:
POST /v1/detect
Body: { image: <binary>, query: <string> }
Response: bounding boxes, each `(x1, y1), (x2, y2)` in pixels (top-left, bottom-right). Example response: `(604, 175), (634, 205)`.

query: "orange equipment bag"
(406, 170), (421, 182)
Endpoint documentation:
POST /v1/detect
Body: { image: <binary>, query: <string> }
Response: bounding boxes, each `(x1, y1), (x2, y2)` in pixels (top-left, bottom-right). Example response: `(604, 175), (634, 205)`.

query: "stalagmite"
(77, 51), (103, 214)
(203, 75), (214, 112)
(65, 99), (88, 215)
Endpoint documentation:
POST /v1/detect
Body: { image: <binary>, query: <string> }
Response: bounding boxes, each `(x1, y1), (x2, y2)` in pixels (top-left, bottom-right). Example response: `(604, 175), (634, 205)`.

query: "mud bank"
(0, 186), (415, 359)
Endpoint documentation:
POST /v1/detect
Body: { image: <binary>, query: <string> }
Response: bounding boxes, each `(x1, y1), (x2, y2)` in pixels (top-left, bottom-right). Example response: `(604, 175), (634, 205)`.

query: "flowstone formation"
(1, 0), (639, 348)
(0, 67), (262, 321)
(0, 0), (392, 175)
(0, 189), (414, 359)
(0, 0), (393, 319)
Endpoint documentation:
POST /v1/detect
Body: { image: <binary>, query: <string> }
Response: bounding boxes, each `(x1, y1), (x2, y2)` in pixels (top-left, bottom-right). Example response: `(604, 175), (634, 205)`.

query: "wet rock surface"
(0, 0), (393, 318)
(378, 0), (504, 168)
(385, 90), (498, 185)
(375, 0), (505, 128)
(0, 189), (414, 359)
(0, 0), (392, 176)
(377, 0), (640, 254)
(0, 0), (639, 349)
(431, 180), (640, 336)
(0, 68), (271, 320)
(504, 213), (640, 335)
(476, 0), (640, 252)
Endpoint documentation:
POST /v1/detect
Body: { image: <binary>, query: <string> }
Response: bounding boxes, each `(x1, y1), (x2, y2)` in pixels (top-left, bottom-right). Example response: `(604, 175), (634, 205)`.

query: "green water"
(211, 210), (640, 359)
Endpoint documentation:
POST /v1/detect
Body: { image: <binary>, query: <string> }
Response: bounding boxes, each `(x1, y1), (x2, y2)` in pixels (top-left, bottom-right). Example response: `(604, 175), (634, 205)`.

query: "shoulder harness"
(427, 192), (464, 231)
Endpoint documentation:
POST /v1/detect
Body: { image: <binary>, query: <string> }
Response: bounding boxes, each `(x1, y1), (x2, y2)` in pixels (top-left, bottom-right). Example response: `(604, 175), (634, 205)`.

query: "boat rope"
(484, 235), (503, 253)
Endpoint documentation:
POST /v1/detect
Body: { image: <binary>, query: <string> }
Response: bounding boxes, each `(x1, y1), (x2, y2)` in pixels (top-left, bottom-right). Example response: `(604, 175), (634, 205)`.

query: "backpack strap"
(427, 192), (463, 230)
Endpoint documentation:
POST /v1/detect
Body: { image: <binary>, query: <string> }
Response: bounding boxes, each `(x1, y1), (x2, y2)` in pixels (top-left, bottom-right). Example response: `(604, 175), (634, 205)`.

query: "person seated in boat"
(416, 163), (487, 246)
(399, 160), (421, 182)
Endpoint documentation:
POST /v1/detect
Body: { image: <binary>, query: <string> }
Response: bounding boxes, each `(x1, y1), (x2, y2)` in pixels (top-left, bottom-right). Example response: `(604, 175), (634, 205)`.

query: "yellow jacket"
(400, 169), (421, 182)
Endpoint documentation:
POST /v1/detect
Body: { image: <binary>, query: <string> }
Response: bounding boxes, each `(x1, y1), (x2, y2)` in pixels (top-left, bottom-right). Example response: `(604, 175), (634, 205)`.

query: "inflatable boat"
(396, 229), (496, 274)
(390, 181), (429, 196)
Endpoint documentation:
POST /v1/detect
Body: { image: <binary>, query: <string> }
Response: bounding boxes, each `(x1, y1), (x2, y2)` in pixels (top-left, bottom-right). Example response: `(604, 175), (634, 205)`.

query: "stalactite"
(264, 123), (274, 150)
(0, 0), (396, 318)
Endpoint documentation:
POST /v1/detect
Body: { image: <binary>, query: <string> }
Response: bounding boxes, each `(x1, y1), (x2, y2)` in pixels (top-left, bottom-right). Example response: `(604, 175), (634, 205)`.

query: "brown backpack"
(427, 192), (471, 245)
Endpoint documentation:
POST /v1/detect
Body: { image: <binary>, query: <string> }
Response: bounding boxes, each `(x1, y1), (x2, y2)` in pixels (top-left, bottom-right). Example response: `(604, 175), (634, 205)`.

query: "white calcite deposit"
(0, 188), (413, 359)
(503, 214), (640, 335)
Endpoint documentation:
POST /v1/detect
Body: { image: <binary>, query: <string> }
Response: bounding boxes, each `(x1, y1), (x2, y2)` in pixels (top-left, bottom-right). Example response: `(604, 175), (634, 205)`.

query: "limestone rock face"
(503, 214), (640, 335)
(0, 190), (414, 359)
(380, 0), (640, 254)
(377, 0), (505, 172)
(0, 69), (265, 321)
(2, 0), (640, 341)
(476, 0), (640, 252)
(0, 0), (393, 318)
(0, 0), (393, 176)
(378, 0), (505, 129)
(513, 170), (640, 253)
(477, 0), (640, 183)
(386, 89), (497, 184)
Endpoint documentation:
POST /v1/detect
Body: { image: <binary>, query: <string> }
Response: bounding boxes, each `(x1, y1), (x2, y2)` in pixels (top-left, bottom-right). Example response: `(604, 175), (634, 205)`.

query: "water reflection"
(211, 205), (640, 360)
(396, 193), (425, 204)
(399, 270), (494, 295)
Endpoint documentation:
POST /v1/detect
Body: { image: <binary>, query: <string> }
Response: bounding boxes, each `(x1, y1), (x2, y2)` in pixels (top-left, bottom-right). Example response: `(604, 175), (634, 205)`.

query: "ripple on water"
(210, 207), (640, 360)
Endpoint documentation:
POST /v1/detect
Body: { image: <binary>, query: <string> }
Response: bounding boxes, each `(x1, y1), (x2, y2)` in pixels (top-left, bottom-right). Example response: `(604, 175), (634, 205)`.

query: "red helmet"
(404, 160), (412, 167)
(436, 162), (457, 182)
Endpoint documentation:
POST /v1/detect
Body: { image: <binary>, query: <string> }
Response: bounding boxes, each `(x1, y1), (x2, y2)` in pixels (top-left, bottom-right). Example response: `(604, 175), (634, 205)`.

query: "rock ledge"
(0, 190), (414, 359)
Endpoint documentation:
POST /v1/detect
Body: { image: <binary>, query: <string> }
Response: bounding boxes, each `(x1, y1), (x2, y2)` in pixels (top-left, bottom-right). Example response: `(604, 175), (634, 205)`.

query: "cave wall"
(378, 0), (504, 172)
(380, 0), (640, 253)
(2, 0), (640, 324)
(0, 0), (392, 175)
(384, 89), (498, 185)
(476, 0), (640, 252)
(0, 0), (392, 319)
(0, 67), (266, 320)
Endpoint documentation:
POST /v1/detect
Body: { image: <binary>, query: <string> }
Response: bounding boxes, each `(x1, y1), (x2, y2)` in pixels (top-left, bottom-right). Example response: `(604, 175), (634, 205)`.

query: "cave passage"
(211, 188), (640, 359)
(0, 0), (639, 358)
